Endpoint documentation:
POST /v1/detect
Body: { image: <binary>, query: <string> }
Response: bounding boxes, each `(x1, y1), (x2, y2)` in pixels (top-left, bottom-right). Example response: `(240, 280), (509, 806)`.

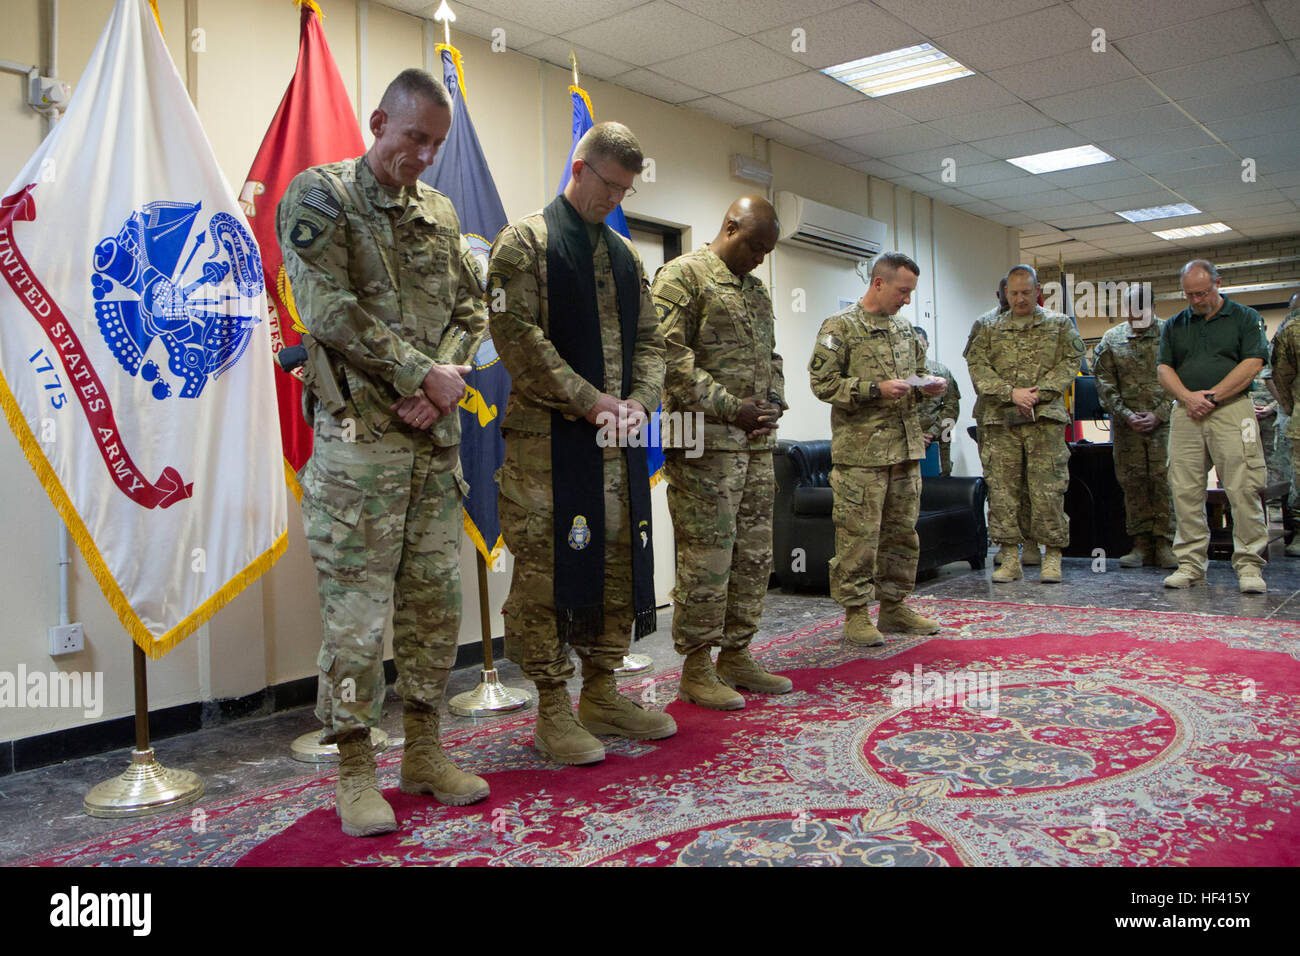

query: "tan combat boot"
(579, 664), (678, 739)
(716, 647), (793, 694)
(1153, 536), (1178, 568)
(1040, 547), (1063, 583)
(534, 682), (605, 765)
(1285, 536), (1300, 557)
(1163, 566), (1206, 588)
(335, 729), (397, 838)
(994, 544), (1017, 566)
(877, 600), (941, 634)
(1119, 534), (1151, 568)
(399, 704), (489, 806)
(843, 605), (885, 646)
(992, 550), (1022, 582)
(1021, 539), (1041, 566)
(678, 648), (746, 710)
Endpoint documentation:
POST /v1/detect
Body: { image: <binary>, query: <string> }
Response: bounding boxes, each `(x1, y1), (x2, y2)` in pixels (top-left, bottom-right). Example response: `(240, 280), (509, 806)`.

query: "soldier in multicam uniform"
(964, 265), (1085, 584)
(277, 69), (489, 837)
(652, 195), (789, 711)
(912, 325), (961, 476)
(966, 278), (1040, 565)
(488, 121), (675, 765)
(1092, 284), (1176, 569)
(809, 252), (948, 647)
(1269, 292), (1300, 557)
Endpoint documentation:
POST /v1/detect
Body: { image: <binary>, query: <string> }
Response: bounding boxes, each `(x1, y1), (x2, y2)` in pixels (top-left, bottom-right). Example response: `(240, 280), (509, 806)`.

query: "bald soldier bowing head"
(652, 195), (790, 711)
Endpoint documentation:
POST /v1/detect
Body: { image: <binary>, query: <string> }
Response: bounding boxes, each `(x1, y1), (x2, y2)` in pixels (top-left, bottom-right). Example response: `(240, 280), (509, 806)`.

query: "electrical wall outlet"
(49, 623), (84, 656)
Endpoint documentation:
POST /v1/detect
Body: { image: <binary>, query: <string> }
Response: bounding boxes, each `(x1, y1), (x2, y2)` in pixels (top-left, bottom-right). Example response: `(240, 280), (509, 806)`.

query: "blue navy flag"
(558, 85), (664, 482)
(422, 45), (510, 562)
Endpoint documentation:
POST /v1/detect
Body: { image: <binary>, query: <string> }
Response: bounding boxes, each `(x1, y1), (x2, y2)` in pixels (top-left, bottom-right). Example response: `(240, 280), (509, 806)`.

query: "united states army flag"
(0, 0), (288, 658)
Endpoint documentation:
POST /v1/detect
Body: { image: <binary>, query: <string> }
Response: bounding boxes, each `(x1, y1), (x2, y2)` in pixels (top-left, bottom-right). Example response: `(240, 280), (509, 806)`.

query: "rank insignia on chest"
(568, 515), (591, 550)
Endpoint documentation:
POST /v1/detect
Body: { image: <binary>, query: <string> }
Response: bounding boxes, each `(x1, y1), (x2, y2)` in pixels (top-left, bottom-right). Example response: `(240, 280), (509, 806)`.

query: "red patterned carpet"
(19, 600), (1300, 867)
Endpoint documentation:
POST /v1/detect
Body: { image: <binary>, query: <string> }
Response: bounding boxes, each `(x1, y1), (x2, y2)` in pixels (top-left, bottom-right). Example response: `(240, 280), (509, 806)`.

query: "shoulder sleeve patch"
(493, 244), (526, 269)
(820, 333), (842, 352)
(655, 281), (690, 308)
(299, 185), (342, 220)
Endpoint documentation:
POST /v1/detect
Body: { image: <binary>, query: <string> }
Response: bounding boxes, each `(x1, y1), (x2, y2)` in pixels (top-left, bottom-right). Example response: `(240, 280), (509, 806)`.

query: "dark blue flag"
(423, 46), (510, 562)
(558, 85), (664, 481)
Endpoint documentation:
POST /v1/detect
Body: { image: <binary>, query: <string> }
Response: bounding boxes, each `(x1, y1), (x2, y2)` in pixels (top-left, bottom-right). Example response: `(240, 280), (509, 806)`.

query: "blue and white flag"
(422, 44), (509, 563)
(0, 0), (287, 658)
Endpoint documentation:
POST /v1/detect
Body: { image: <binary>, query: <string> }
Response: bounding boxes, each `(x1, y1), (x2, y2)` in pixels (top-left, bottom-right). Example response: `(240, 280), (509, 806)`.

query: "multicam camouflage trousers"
(828, 460), (921, 608)
(301, 409), (465, 742)
(979, 421), (1070, 548)
(665, 449), (774, 656)
(498, 437), (634, 685)
(1112, 421), (1174, 538)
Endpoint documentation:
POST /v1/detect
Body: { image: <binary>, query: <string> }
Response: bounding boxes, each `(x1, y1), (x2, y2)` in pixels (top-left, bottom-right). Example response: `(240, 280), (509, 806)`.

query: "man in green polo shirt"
(1156, 259), (1270, 592)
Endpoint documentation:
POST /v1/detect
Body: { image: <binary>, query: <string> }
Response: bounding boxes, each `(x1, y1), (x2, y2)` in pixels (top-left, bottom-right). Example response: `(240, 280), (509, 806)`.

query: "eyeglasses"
(584, 162), (637, 199)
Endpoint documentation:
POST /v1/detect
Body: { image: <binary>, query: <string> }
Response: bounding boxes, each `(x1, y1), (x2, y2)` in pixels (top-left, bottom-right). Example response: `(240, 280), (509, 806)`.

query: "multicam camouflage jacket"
(964, 306), (1085, 426)
(1092, 319), (1172, 425)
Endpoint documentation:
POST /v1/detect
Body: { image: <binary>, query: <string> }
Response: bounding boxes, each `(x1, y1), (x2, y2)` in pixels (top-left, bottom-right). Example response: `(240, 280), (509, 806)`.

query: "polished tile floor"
(2, 540), (1297, 863)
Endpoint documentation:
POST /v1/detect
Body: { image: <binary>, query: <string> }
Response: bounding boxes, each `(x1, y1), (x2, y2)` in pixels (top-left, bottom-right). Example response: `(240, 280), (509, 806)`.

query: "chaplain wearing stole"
(487, 122), (676, 766)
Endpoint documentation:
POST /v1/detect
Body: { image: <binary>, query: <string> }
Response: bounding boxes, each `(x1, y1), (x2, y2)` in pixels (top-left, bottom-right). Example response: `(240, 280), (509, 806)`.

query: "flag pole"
(83, 643), (205, 817)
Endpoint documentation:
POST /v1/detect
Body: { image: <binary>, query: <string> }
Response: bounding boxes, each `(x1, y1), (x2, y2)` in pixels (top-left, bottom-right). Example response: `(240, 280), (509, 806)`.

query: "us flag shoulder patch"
(300, 186), (342, 220)
(821, 334), (842, 352)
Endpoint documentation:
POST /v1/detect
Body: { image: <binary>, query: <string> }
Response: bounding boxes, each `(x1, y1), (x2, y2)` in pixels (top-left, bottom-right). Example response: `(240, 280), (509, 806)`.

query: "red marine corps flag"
(0, 0), (287, 658)
(240, 0), (365, 492)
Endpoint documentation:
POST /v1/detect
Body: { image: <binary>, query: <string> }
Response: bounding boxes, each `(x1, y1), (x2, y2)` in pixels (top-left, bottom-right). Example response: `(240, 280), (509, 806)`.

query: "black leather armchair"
(772, 438), (988, 591)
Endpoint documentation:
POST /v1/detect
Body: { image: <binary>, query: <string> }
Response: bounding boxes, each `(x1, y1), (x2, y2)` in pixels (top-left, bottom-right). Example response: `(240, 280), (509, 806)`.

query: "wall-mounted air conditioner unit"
(774, 191), (888, 261)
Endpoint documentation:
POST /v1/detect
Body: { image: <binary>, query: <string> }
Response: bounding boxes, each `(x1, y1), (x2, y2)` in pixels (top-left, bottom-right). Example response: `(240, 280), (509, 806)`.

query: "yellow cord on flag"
(570, 85), (595, 119)
(147, 0), (164, 37)
(294, 0), (325, 19)
(435, 43), (468, 101)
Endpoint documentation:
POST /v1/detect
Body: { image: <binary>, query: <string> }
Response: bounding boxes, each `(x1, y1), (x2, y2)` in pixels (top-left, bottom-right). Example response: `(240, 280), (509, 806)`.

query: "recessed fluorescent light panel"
(1007, 145), (1115, 174)
(1116, 203), (1200, 223)
(821, 44), (974, 98)
(1153, 222), (1231, 240)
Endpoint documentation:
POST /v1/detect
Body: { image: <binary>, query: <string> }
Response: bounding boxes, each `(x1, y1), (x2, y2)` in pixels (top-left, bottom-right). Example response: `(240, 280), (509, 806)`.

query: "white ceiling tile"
(1050, 213), (1126, 229)
(429, 4), (550, 49)
(935, 5), (1094, 73)
(1069, 177), (1167, 200)
(1069, 0), (1254, 39)
(960, 176), (1064, 201)
(1114, 6), (1276, 74)
(1264, 0), (1300, 38)
(969, 126), (1089, 160)
(800, 140), (871, 165)
(750, 2), (927, 69)
(648, 39), (805, 95)
(989, 48), (1138, 100)
(1040, 160), (1143, 188)
(865, 144), (996, 175)
(1021, 201), (1109, 220)
(1062, 222), (1147, 240)
(520, 38), (634, 79)
(783, 100), (915, 139)
(1030, 77), (1167, 123)
(668, 0), (852, 35)
(613, 69), (707, 104)
(989, 211), (1038, 227)
(681, 95), (770, 128)
(845, 124), (958, 158)
(563, 2), (741, 67)
(747, 119), (822, 148)
(448, 0), (647, 35)
(999, 189), (1085, 210)
(954, 199), (1013, 218)
(1094, 189), (1194, 211)
(848, 158), (913, 180)
(925, 187), (986, 206)
(1101, 127), (1220, 160)
(1160, 163), (1251, 189)
(1145, 44), (1297, 101)
(724, 70), (866, 118)
(876, 0), (1056, 35)
(1069, 104), (1195, 143)
(1126, 146), (1231, 175)
(1175, 76), (1300, 122)
(879, 75), (1021, 122)
(1206, 105), (1300, 140)
(943, 161), (1026, 186)
(927, 103), (1060, 141)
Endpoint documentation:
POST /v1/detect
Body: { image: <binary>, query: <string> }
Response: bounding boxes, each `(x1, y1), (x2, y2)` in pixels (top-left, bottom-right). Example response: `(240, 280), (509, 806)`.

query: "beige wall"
(0, 0), (1017, 742)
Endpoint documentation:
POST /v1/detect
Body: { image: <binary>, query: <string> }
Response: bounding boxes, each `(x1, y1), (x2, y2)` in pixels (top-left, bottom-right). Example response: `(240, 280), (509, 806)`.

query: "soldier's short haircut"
(912, 325), (928, 340)
(574, 121), (645, 174)
(1005, 264), (1039, 286)
(379, 68), (450, 112)
(871, 252), (920, 282)
(1181, 259), (1219, 281)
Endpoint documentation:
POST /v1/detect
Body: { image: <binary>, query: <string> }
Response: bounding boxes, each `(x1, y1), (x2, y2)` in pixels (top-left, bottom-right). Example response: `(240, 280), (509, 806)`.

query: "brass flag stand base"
(290, 727), (389, 764)
(83, 645), (205, 818)
(450, 554), (532, 717)
(615, 653), (653, 676)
